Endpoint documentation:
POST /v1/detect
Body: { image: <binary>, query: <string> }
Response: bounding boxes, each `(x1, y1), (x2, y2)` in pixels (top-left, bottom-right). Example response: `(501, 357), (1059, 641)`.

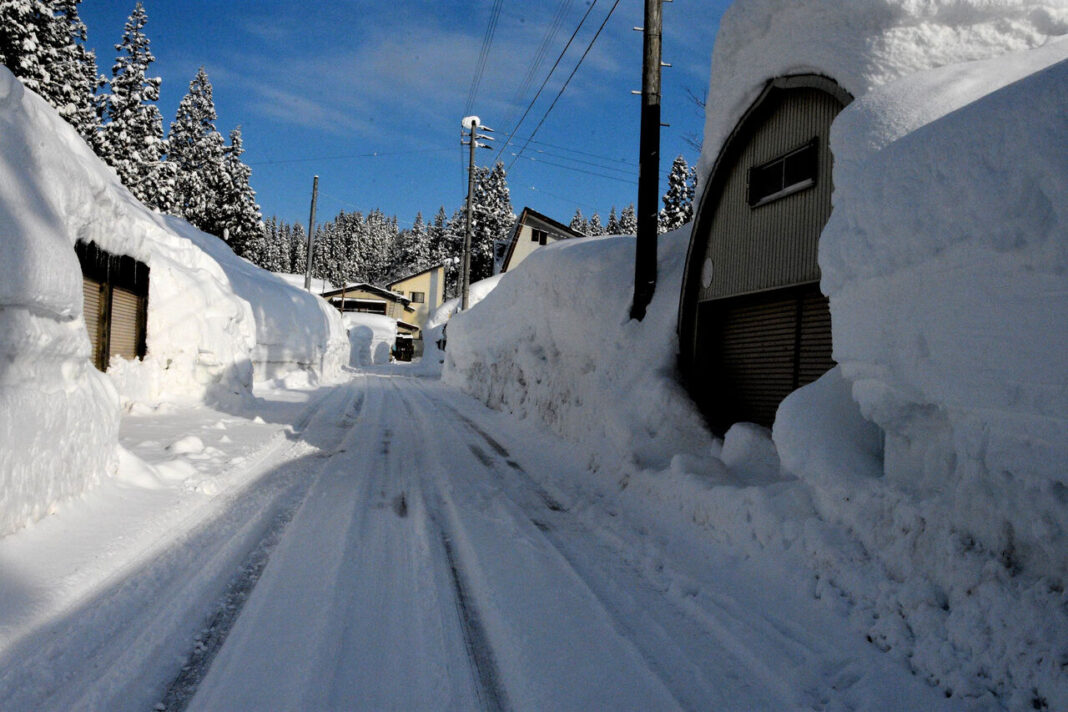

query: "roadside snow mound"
(343, 313), (397, 366)
(444, 230), (711, 470)
(0, 64), (346, 535)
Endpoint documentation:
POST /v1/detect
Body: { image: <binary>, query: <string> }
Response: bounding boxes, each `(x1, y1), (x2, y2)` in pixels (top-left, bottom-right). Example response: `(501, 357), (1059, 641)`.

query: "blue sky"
(80, 0), (729, 229)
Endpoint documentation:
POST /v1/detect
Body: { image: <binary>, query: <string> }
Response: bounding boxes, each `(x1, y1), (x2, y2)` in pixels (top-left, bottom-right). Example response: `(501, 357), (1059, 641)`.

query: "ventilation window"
(748, 138), (819, 207)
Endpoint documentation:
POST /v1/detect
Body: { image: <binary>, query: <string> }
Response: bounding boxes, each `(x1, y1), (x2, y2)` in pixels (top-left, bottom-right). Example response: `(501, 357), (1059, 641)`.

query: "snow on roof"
(697, 0), (1066, 191)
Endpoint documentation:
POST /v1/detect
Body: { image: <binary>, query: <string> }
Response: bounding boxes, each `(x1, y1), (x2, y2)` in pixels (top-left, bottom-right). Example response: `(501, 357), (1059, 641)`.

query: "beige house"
(497, 207), (583, 274)
(321, 283), (419, 328)
(386, 263), (445, 330)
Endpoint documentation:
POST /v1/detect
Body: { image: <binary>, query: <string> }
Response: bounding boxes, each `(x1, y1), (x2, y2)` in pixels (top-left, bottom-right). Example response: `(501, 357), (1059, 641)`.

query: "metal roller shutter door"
(82, 277), (105, 370)
(697, 284), (833, 429)
(108, 287), (141, 362)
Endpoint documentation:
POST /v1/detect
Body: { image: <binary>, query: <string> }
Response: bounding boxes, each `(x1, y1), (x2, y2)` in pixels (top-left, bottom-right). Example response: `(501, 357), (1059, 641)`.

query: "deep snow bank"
(343, 313), (397, 366)
(444, 230), (712, 470)
(0, 64), (346, 535)
(697, 0), (1066, 192)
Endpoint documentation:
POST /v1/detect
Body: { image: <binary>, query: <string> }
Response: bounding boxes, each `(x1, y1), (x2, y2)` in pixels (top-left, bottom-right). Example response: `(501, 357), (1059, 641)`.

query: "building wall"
(504, 216), (572, 273)
(390, 266), (444, 328)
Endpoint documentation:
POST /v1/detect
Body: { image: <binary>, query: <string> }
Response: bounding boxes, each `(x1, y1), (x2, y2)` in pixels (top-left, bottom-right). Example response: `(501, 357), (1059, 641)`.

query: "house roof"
(386, 262), (446, 288)
(500, 207), (584, 273)
(320, 282), (409, 305)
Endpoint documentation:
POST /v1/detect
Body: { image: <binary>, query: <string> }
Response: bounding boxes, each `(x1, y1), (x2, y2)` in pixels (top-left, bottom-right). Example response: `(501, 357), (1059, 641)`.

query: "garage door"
(82, 277), (106, 370)
(109, 287), (143, 362)
(695, 284), (833, 430)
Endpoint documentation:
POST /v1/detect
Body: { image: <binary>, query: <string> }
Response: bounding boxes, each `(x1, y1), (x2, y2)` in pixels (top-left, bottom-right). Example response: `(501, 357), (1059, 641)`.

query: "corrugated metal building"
(678, 75), (851, 431)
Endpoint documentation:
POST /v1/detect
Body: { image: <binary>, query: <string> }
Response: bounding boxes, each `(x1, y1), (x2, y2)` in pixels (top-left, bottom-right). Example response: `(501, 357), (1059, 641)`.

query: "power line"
(492, 0), (600, 164)
(249, 147), (452, 166)
(507, 0), (623, 173)
(507, 151), (637, 185)
(464, 0), (505, 117)
(503, 0), (573, 130)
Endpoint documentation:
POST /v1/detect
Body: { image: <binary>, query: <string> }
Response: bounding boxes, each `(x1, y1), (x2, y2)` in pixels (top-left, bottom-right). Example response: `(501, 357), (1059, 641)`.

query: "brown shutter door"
(82, 277), (105, 370)
(696, 284), (834, 430)
(109, 287), (141, 361)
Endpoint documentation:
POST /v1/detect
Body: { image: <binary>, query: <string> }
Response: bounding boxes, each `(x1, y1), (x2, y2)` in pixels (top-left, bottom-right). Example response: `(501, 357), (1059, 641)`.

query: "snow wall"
(444, 230), (713, 472)
(0, 65), (347, 536)
(343, 313), (396, 366)
(445, 1), (1068, 706)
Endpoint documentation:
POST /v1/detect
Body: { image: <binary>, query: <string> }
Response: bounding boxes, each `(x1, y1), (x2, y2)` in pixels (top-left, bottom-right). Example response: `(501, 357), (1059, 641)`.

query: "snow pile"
(0, 64), (346, 535)
(426, 274), (506, 331)
(793, 44), (1068, 706)
(444, 4), (1067, 704)
(697, 0), (1066, 191)
(343, 313), (396, 366)
(444, 230), (712, 471)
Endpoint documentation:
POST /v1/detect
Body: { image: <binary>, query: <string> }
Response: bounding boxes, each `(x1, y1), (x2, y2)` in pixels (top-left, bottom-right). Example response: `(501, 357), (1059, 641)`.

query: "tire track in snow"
(410, 380), (809, 710)
(390, 379), (509, 712)
(154, 382), (367, 712)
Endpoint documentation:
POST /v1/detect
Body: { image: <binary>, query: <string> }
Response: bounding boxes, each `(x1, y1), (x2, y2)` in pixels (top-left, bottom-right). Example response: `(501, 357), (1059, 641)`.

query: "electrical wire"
(464, 0), (505, 117)
(492, 0), (599, 164)
(503, 0), (573, 131)
(248, 147), (453, 166)
(507, 0), (623, 173)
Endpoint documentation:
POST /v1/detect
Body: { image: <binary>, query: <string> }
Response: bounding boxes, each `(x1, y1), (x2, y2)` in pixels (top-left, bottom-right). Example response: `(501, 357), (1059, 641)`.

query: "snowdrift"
(445, 2), (1067, 706)
(444, 230), (712, 471)
(0, 64), (347, 536)
(343, 312), (397, 366)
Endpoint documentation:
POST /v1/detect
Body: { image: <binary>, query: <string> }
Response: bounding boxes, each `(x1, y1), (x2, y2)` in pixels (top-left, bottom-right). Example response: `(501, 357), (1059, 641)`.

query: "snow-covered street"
(1, 371), (960, 711)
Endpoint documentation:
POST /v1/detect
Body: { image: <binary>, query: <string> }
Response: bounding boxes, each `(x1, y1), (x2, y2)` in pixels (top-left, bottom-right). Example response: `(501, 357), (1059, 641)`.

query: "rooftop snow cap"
(696, 0), (1067, 190)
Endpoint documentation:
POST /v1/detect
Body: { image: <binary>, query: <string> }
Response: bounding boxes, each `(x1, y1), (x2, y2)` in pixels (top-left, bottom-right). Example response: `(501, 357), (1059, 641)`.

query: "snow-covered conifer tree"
(290, 222), (308, 275)
(99, 2), (173, 211)
(216, 126), (263, 255)
(618, 203), (637, 235)
(659, 155), (695, 233)
(1, 0), (103, 145)
(587, 212), (606, 236)
(167, 67), (227, 234)
(569, 209), (588, 236)
(606, 206), (620, 235)
(470, 162), (515, 283)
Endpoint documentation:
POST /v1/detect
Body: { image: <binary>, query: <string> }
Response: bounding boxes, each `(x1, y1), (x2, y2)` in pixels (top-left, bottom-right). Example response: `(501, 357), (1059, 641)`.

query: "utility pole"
(303, 175), (319, 292)
(460, 116), (494, 311)
(630, 0), (663, 321)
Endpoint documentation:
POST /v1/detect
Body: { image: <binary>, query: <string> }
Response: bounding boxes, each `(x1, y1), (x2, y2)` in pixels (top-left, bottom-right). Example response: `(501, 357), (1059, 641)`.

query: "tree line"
(1, 1), (262, 255)
(1, 1), (696, 299)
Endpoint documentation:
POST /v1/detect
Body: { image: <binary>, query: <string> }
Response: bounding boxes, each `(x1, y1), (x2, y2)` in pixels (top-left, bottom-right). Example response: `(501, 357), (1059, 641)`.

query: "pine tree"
(1, 0), (103, 144)
(290, 222), (308, 275)
(587, 212), (606, 236)
(619, 203), (637, 235)
(470, 161), (515, 282)
(167, 67), (226, 234)
(606, 206), (621, 235)
(217, 126), (263, 255)
(569, 209), (588, 236)
(442, 208), (467, 298)
(99, 2), (173, 211)
(659, 155), (696, 233)
(393, 211), (430, 277)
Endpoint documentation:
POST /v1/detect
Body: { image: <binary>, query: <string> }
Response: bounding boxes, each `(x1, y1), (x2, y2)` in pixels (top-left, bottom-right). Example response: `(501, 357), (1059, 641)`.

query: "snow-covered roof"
(696, 0), (1066, 192)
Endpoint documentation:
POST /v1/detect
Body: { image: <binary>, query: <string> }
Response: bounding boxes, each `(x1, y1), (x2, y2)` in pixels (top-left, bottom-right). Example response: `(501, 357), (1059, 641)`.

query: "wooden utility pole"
(462, 118), (477, 311)
(630, 0), (662, 321)
(303, 175), (319, 292)
(460, 116), (493, 311)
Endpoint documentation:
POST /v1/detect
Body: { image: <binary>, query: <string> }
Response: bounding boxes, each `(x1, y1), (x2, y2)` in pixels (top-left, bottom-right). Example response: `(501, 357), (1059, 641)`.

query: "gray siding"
(697, 88), (841, 302)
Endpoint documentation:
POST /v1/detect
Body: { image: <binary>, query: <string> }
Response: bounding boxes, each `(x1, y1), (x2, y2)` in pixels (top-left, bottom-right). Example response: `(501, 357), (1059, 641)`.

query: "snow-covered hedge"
(0, 64), (347, 535)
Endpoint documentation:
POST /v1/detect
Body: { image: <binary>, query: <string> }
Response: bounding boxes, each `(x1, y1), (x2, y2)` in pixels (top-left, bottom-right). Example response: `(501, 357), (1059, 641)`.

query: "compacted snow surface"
(0, 373), (960, 712)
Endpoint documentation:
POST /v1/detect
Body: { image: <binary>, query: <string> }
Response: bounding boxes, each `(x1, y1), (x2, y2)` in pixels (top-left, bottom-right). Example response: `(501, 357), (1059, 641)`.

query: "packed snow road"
(0, 373), (958, 711)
